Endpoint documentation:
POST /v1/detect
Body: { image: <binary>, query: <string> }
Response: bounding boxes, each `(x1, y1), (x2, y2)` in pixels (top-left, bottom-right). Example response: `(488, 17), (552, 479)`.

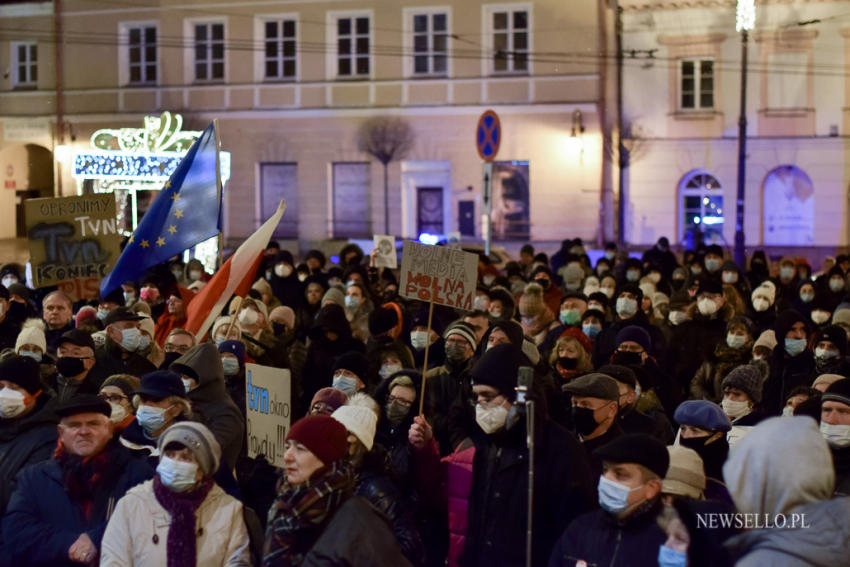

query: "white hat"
(15, 319), (46, 353)
(332, 405), (377, 451)
(752, 282), (776, 305)
(136, 313), (155, 338)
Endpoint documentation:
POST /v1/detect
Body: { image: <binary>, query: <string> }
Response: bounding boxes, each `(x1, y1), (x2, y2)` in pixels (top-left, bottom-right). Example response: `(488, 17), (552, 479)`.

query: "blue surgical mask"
(784, 337), (808, 357)
(332, 374), (358, 397)
(221, 357), (240, 376)
(598, 475), (640, 515)
(800, 291), (815, 303)
(582, 323), (601, 339)
(658, 545), (688, 567)
(137, 334), (151, 353)
(704, 258), (720, 273)
(135, 405), (169, 436)
(215, 336), (226, 347)
(344, 295), (361, 310)
(96, 308), (109, 322)
(120, 327), (141, 352)
(18, 350), (42, 363)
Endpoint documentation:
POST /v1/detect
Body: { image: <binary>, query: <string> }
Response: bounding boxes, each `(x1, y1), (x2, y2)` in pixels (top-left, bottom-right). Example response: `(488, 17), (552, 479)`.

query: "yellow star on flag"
(140, 239), (150, 248)
(171, 192), (181, 201)
(168, 225), (178, 234)
(128, 235), (134, 244)
(175, 209), (184, 219)
(156, 237), (166, 247)
(164, 180), (171, 190)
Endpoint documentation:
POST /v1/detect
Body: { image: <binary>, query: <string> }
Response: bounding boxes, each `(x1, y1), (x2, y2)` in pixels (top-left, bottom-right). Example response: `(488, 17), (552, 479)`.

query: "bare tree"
(358, 117), (415, 234)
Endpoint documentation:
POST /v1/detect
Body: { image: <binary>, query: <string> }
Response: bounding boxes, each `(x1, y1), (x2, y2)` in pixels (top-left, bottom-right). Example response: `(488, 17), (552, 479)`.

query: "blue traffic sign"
(476, 110), (501, 162)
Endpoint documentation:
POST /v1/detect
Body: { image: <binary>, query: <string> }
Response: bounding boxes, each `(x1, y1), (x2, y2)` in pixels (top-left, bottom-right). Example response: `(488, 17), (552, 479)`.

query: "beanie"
(753, 330), (777, 352)
(558, 326), (592, 356)
(211, 316), (241, 340)
(469, 343), (525, 401)
(0, 355), (41, 394)
(137, 314), (155, 339)
(269, 306), (296, 332)
(487, 320), (524, 348)
(310, 387), (348, 414)
(333, 351), (369, 381)
(101, 374), (141, 400)
(332, 404), (378, 450)
(663, 446), (706, 499)
(75, 305), (98, 329)
(822, 378), (850, 408)
(752, 282), (776, 306)
(519, 282), (546, 318)
(369, 306), (399, 336)
(832, 304), (850, 328)
(444, 320), (478, 350)
(615, 325), (652, 352)
(721, 364), (764, 404)
(287, 414), (349, 465)
(815, 325), (847, 357)
(158, 421), (222, 476)
(218, 340), (246, 365)
(321, 287), (345, 308)
(15, 319), (46, 354)
(251, 277), (273, 298)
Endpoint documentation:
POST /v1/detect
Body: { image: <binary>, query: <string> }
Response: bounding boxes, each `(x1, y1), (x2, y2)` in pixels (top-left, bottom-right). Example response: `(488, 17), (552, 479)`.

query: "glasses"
(387, 395), (414, 408)
(475, 393), (505, 407)
(99, 393), (128, 404)
(164, 343), (190, 353)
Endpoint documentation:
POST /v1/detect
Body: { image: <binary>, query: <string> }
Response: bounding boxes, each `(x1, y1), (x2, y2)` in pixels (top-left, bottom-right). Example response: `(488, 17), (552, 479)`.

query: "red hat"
(286, 415), (348, 465)
(310, 387), (348, 414)
(559, 326), (592, 355)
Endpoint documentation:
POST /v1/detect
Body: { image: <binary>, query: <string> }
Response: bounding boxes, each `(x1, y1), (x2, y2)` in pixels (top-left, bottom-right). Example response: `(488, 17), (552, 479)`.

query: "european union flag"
(100, 123), (221, 296)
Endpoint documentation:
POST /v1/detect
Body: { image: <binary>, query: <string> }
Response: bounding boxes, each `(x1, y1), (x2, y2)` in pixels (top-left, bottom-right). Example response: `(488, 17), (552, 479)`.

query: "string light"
(736, 0), (756, 32)
(71, 149), (230, 182)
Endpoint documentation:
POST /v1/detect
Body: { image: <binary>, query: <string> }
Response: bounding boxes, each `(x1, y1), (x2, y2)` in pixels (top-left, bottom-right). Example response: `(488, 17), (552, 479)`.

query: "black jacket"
(44, 321), (75, 355)
(669, 307), (733, 394)
(763, 350), (815, 415)
(592, 311), (667, 369)
(832, 445), (850, 497)
(424, 358), (474, 455)
(90, 338), (157, 384)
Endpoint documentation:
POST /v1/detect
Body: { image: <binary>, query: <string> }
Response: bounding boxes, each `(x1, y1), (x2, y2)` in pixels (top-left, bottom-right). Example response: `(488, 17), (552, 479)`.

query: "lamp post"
(734, 0), (755, 267)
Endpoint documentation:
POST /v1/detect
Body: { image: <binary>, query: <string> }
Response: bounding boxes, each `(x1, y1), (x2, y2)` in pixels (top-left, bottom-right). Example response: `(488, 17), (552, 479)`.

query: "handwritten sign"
(399, 240), (478, 310)
(25, 194), (121, 298)
(373, 235), (397, 269)
(245, 363), (291, 467)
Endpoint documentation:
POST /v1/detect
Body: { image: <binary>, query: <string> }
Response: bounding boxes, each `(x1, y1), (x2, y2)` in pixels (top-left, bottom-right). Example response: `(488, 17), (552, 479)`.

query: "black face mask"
(385, 401), (411, 428)
(272, 322), (287, 336)
(160, 351), (182, 370)
(56, 356), (85, 378)
(679, 435), (729, 479)
(558, 357), (578, 370)
(534, 278), (551, 291)
(611, 351), (642, 366)
(571, 406), (601, 437)
(444, 343), (470, 365)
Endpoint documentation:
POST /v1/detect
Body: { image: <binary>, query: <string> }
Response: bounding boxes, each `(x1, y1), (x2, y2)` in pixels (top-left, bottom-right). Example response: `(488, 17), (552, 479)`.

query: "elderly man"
(563, 373), (623, 478)
(2, 394), (151, 566)
(47, 329), (102, 403)
(91, 306), (156, 383)
(42, 291), (75, 354)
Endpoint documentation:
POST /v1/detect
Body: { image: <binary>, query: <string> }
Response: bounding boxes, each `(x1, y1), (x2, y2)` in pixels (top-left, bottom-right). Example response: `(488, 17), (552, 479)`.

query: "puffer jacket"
(443, 445), (475, 567)
(100, 479), (251, 567)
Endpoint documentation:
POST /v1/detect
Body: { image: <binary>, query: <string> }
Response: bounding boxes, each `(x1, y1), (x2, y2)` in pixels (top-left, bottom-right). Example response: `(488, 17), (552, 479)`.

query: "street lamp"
(734, 0), (755, 267)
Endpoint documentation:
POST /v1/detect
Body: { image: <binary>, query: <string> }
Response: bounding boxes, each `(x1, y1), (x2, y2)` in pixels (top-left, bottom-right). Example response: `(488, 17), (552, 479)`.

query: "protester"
(219, 339), (247, 414)
(48, 329), (101, 402)
(673, 400), (731, 500)
(819, 378), (850, 495)
(120, 370), (193, 461)
(98, 374), (141, 432)
(563, 373), (623, 476)
(93, 306), (157, 382)
(762, 309), (815, 415)
(154, 287), (195, 347)
(42, 291), (75, 354)
(720, 364), (766, 447)
(689, 316), (755, 403)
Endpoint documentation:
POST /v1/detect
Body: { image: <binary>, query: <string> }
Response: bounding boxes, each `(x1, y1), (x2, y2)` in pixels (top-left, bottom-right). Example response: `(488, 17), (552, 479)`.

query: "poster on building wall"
(24, 194), (122, 300)
(245, 363), (291, 468)
(491, 161), (530, 240)
(763, 165), (814, 246)
(399, 240), (478, 310)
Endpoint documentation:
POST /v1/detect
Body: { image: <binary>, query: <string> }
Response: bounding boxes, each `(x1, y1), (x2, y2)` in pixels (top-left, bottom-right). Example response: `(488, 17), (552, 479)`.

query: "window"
(336, 16), (370, 77)
(680, 171), (723, 248)
(11, 42), (37, 88)
(260, 163), (298, 238)
(680, 59), (714, 110)
(332, 162), (370, 237)
(264, 19), (296, 80)
(491, 9), (528, 73)
(127, 26), (157, 84)
(412, 12), (448, 75)
(194, 23), (224, 81)
(766, 52), (807, 109)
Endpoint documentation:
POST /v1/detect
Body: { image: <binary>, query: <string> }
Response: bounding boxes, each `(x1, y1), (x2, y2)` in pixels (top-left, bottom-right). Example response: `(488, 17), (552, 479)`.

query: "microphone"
(515, 366), (533, 405)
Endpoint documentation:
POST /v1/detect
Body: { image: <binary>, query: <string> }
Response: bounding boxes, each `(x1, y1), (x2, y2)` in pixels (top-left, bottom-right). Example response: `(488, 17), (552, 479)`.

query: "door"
(458, 200), (475, 236)
(417, 186), (443, 236)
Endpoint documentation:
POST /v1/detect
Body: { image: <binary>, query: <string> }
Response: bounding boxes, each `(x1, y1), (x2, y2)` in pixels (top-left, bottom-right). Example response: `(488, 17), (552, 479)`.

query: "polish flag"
(185, 200), (287, 339)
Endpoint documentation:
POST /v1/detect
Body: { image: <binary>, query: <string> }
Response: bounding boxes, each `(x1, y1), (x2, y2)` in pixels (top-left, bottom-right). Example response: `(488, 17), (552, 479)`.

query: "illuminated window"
(680, 171), (723, 247)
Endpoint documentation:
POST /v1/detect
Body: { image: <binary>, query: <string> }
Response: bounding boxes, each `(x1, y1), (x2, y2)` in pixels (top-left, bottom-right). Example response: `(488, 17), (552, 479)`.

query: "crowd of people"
(0, 235), (850, 566)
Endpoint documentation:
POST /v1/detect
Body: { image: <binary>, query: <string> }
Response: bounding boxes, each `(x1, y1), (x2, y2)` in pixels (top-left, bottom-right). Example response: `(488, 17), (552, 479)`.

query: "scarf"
(262, 460), (355, 567)
(54, 438), (117, 521)
(153, 474), (214, 567)
(522, 308), (555, 337)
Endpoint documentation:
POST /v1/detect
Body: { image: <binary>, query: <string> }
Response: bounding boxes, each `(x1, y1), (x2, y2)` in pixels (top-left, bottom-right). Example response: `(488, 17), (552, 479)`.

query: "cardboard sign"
(245, 363), (291, 468)
(399, 240), (478, 310)
(25, 194), (121, 299)
(373, 235), (397, 269)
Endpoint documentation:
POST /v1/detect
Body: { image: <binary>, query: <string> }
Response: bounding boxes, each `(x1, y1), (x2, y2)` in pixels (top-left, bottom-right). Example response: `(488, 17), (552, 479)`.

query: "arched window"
(679, 170), (723, 249)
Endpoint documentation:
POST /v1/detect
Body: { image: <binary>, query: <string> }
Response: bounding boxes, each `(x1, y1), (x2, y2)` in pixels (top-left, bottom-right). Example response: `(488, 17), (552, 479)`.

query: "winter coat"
(0, 394), (57, 515)
(90, 337), (157, 384)
(592, 311), (667, 369)
(174, 343), (246, 469)
(345, 299), (373, 344)
(669, 303), (734, 394)
(270, 272), (303, 310)
(460, 419), (595, 567)
(763, 349), (815, 415)
(443, 445), (475, 567)
(1, 443), (152, 567)
(424, 358), (474, 455)
(44, 320), (75, 355)
(547, 501), (667, 567)
(831, 444), (850, 497)
(690, 341), (754, 402)
(100, 479), (252, 567)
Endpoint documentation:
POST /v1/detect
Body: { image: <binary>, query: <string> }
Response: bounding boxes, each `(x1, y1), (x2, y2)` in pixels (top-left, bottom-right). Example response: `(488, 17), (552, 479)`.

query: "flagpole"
(214, 118), (224, 269)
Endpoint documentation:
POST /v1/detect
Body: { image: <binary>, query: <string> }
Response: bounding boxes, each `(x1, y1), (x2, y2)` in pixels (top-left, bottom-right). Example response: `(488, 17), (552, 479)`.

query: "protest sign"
(373, 235), (397, 268)
(399, 240), (478, 310)
(25, 194), (121, 300)
(245, 363), (291, 467)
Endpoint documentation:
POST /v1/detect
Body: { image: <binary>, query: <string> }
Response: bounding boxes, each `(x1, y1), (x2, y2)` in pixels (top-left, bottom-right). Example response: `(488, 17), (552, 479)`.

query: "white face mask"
(752, 297), (770, 312)
(410, 330), (430, 350)
(156, 456), (200, 492)
(189, 270), (202, 282)
(721, 398), (751, 419)
(379, 363), (403, 380)
(0, 387), (27, 419)
(615, 297), (637, 318)
(815, 347), (839, 362)
(668, 311), (687, 326)
(600, 287), (615, 298)
(811, 311), (831, 325)
(782, 405), (795, 417)
(108, 401), (129, 423)
(1, 276), (17, 288)
(475, 402), (508, 434)
(238, 308), (259, 326)
(697, 298), (718, 316)
(120, 327), (141, 352)
(726, 333), (746, 349)
(821, 422), (850, 447)
(274, 264), (292, 278)
(472, 295), (489, 311)
(722, 272), (738, 284)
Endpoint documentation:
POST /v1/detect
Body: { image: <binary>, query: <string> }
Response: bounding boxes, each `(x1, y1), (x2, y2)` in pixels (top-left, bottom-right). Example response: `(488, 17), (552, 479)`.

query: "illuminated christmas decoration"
(736, 0), (755, 32)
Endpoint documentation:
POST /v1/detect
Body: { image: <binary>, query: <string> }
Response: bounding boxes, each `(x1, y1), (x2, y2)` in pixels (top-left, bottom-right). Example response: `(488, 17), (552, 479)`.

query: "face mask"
(605, 251), (616, 261)
(0, 388), (27, 419)
(96, 308), (110, 322)
(489, 310), (502, 319)
(704, 259), (720, 273)
(726, 333), (746, 349)
(189, 270), (202, 282)
(571, 405), (601, 436)
(625, 270), (640, 282)
(697, 298), (718, 316)
(560, 308), (581, 326)
(221, 357), (240, 376)
(137, 334), (151, 353)
(815, 347), (839, 362)
(328, 277), (342, 288)
(385, 401), (411, 427)
(582, 323), (601, 339)
(120, 327), (141, 352)
(344, 295), (361, 310)
(821, 422), (850, 447)
(238, 308), (259, 326)
(108, 401), (129, 423)
(445, 342), (469, 364)
(534, 278), (551, 291)
(722, 272), (738, 284)
(215, 336), (226, 347)
(598, 475), (640, 515)
(140, 287), (159, 302)
(752, 297), (770, 312)
(690, 265), (702, 276)
(811, 311), (831, 325)
(647, 272), (661, 284)
(800, 291), (815, 303)
(830, 279), (845, 293)
(157, 456), (199, 492)
(472, 295), (489, 311)
(482, 274), (495, 286)
(19, 350), (42, 363)
(600, 287), (615, 298)
(668, 311), (687, 326)
(597, 265), (610, 276)
(782, 405), (795, 417)
(182, 378), (193, 393)
(615, 297), (637, 318)
(475, 402), (508, 434)
(658, 545), (688, 567)
(410, 330), (429, 350)
(780, 266), (794, 280)
(612, 350), (642, 366)
(274, 264), (292, 278)
(379, 363), (402, 380)
(1, 276), (17, 288)
(558, 357), (578, 370)
(784, 337), (807, 357)
(56, 356), (86, 377)
(123, 291), (136, 304)
(722, 398), (751, 419)
(136, 405), (169, 436)
(332, 375), (358, 397)
(565, 281), (581, 292)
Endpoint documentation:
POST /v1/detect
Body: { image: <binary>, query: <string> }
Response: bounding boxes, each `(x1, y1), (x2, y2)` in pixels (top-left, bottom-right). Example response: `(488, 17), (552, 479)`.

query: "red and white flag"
(185, 200), (286, 339)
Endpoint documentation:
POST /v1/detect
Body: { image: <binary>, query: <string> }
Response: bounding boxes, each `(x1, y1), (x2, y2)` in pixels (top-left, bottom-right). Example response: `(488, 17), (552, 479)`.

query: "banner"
(245, 363), (291, 467)
(373, 235), (397, 269)
(399, 240), (478, 310)
(25, 194), (121, 300)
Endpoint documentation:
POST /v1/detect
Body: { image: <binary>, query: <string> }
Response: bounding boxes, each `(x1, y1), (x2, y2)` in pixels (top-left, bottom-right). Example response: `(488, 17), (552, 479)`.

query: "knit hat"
(669, 290), (692, 310)
(135, 314), (155, 340)
(158, 421), (222, 476)
(663, 446), (706, 499)
(75, 306), (98, 329)
(558, 326), (592, 356)
(753, 329), (777, 352)
(211, 316), (241, 340)
(251, 277), (273, 298)
(813, 374), (844, 391)
(639, 282), (656, 301)
(832, 304), (850, 327)
(15, 319), (46, 353)
(7, 283), (29, 300)
(615, 325), (652, 352)
(333, 351), (369, 381)
(332, 404), (378, 451)
(322, 287), (345, 308)
(444, 321), (478, 350)
(369, 306), (399, 336)
(562, 262), (585, 286)
(696, 277), (723, 296)
(269, 306), (296, 332)
(594, 433), (670, 478)
(519, 282), (546, 318)
(218, 340), (246, 365)
(721, 364), (764, 404)
(101, 374), (141, 400)
(487, 320), (524, 348)
(0, 355), (41, 394)
(822, 378), (850, 408)
(287, 415), (349, 466)
(673, 400), (732, 432)
(774, 309), (808, 341)
(815, 325), (848, 357)
(751, 282), (776, 306)
(310, 387), (348, 414)
(652, 292), (670, 308)
(470, 343), (526, 401)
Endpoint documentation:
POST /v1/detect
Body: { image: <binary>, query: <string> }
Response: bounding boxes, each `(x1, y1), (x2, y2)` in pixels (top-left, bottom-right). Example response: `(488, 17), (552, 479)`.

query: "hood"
(723, 416), (833, 516)
(309, 304), (352, 340)
(172, 342), (227, 402)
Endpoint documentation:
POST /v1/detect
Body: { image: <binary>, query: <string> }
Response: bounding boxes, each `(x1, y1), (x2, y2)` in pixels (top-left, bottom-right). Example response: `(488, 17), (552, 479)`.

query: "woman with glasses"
(98, 374), (140, 432)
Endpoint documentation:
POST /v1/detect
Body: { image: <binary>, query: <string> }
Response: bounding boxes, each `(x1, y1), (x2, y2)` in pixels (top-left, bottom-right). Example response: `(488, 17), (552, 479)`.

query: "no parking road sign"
(476, 110), (501, 162)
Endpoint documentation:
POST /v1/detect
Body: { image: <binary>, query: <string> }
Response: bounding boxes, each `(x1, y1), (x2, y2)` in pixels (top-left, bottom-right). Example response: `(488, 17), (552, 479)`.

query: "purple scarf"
(153, 474), (214, 567)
